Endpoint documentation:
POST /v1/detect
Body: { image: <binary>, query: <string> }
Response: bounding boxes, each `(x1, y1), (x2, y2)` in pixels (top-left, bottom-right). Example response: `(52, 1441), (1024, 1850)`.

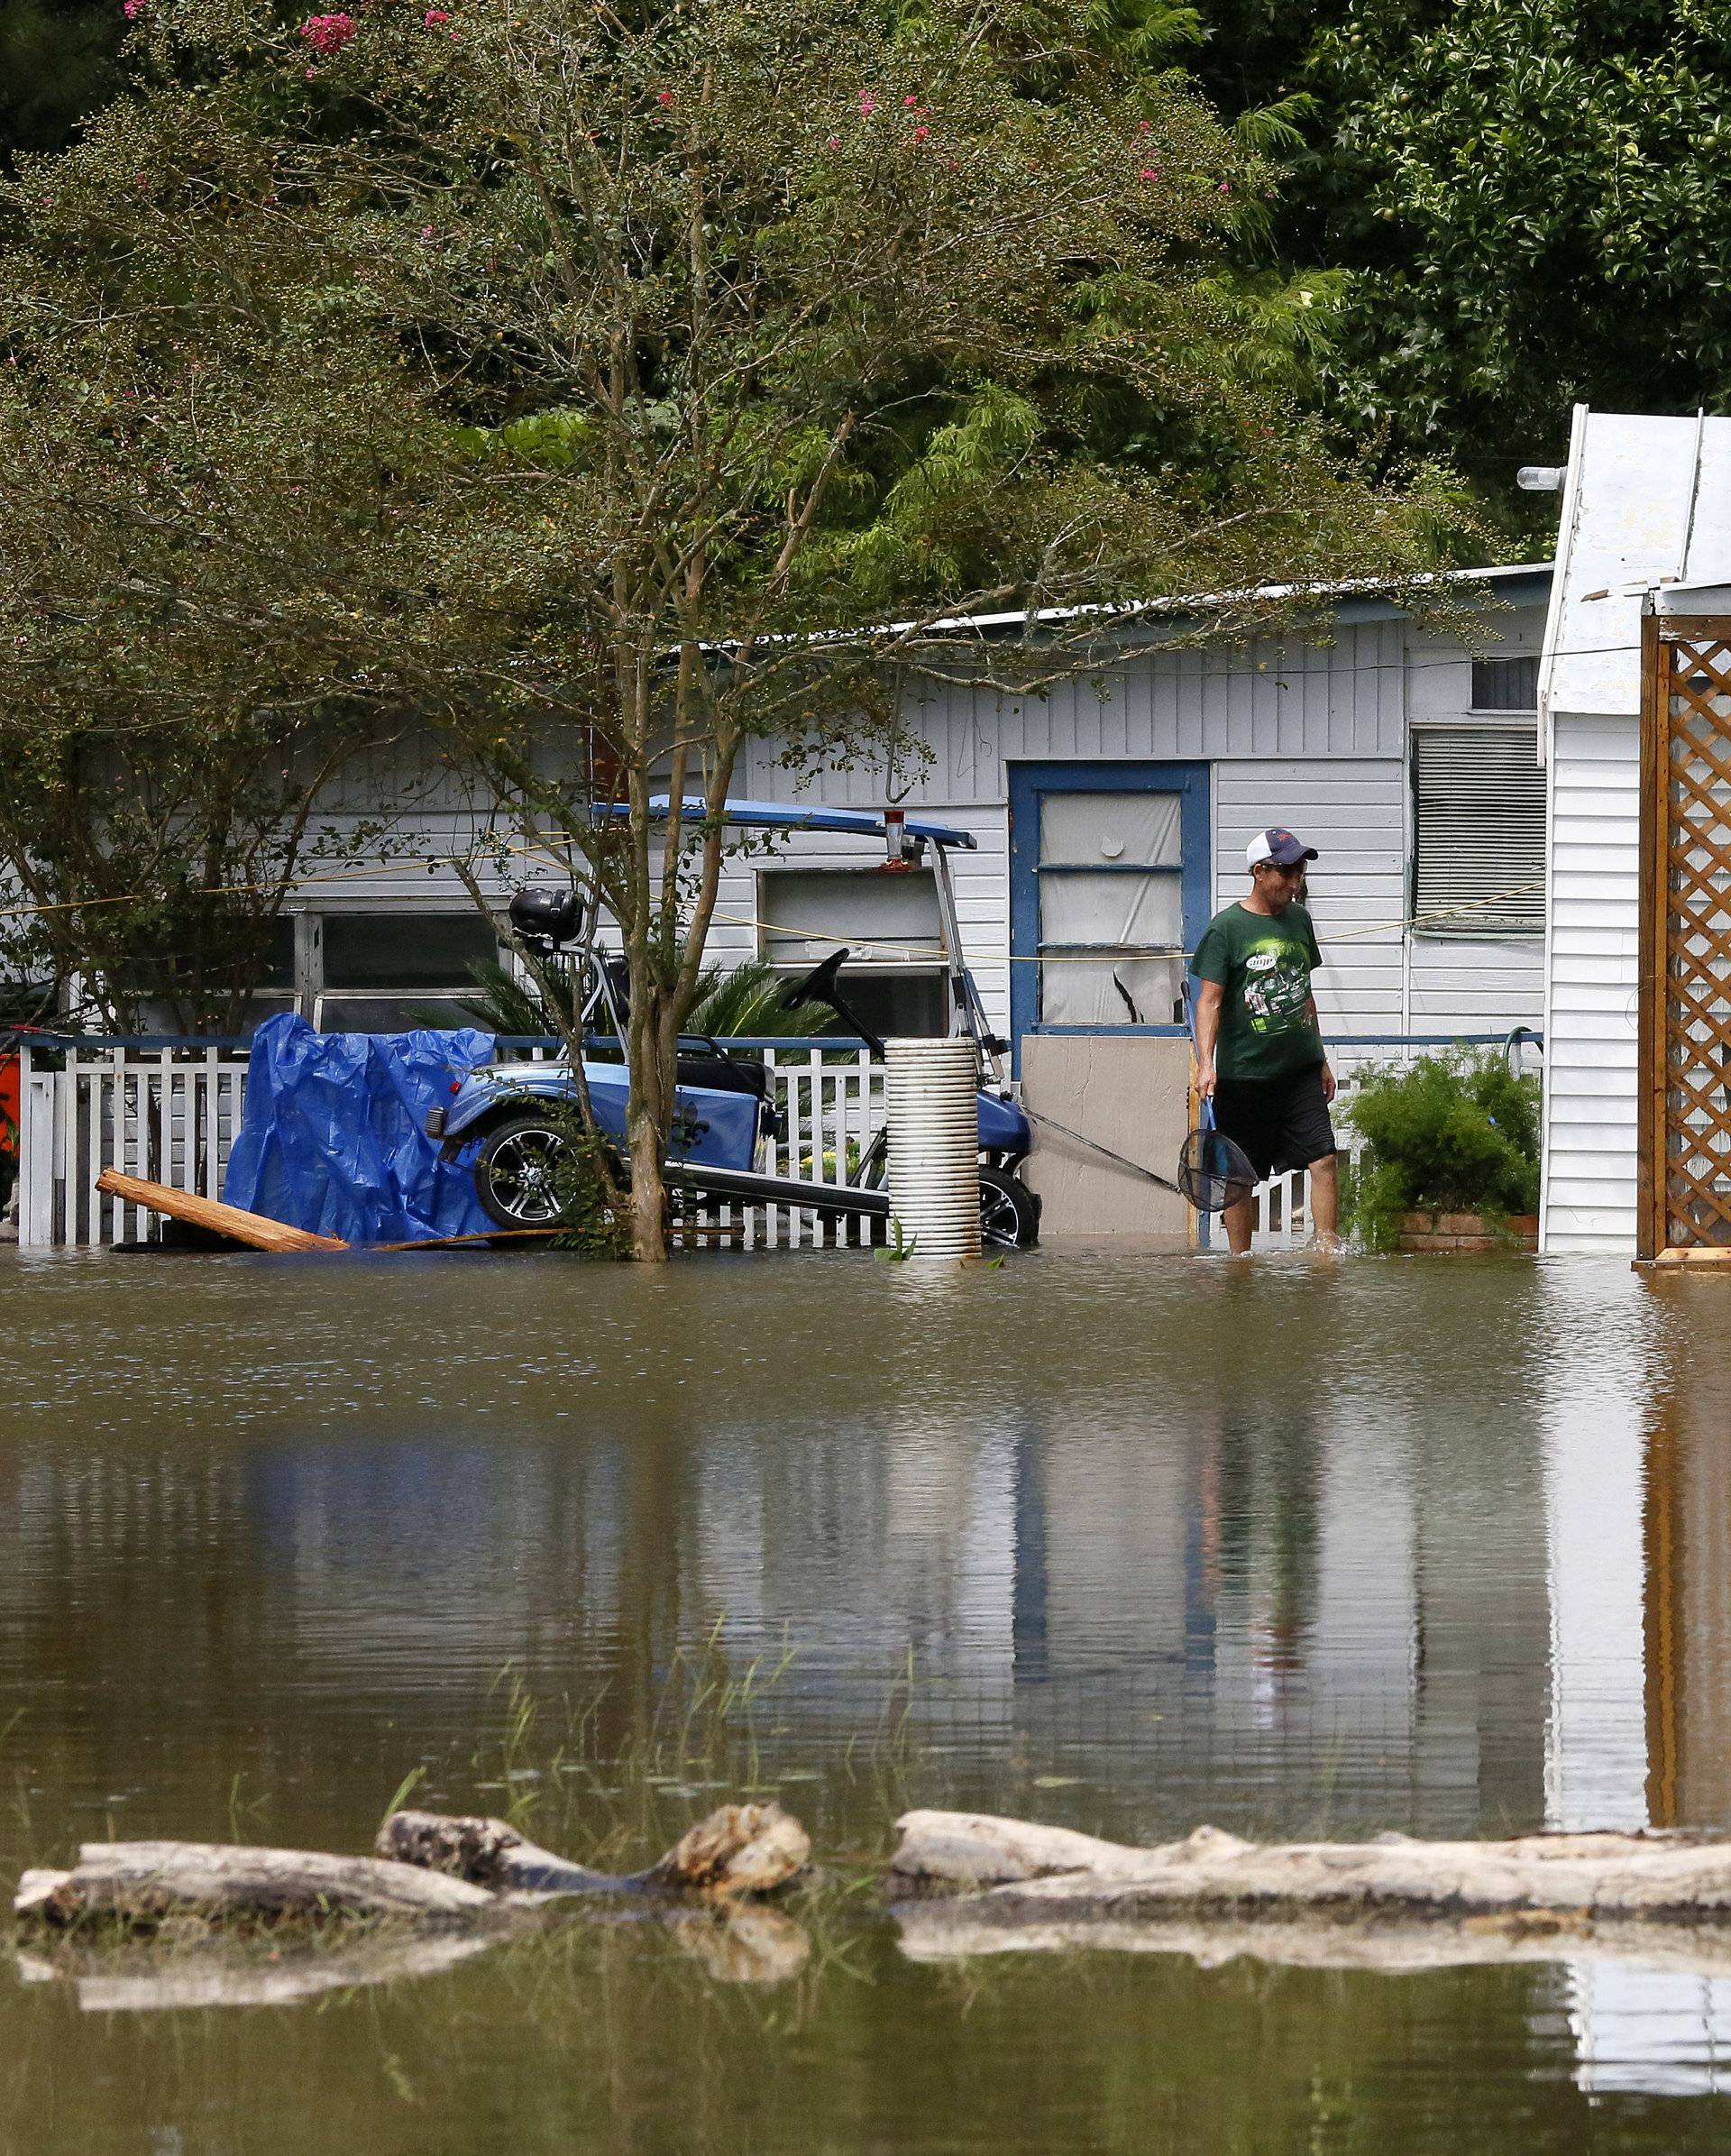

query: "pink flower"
(419, 223), (436, 241)
(298, 12), (355, 55)
(904, 94), (919, 106)
(1139, 119), (1151, 133)
(914, 124), (929, 141)
(857, 92), (876, 116)
(1139, 166), (1159, 181)
(424, 8), (449, 21)
(828, 135), (841, 148)
(1217, 179), (1231, 192)
(656, 88), (673, 105)
(122, 0), (146, 19)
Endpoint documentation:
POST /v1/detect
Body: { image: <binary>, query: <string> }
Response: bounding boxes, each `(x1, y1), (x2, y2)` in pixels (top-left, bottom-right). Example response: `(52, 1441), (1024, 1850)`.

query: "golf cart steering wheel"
(780, 948), (888, 1058)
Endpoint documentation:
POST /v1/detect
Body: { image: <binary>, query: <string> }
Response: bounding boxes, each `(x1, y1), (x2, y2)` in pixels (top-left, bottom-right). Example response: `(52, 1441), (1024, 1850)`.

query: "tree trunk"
(886, 1812), (1731, 1923)
(15, 1842), (499, 1927)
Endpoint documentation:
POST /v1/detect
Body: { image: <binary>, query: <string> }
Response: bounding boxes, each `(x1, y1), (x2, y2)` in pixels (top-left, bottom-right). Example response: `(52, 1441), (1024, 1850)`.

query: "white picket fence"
(13, 1040), (891, 1250)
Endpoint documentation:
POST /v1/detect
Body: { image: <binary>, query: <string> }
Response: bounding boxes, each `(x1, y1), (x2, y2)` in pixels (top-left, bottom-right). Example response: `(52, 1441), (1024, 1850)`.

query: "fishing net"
(1176, 1123), (1259, 1214)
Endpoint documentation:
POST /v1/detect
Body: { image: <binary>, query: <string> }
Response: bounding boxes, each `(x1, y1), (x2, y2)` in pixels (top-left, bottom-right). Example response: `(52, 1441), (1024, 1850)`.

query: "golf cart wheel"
(979, 1166), (1040, 1251)
(473, 1112), (580, 1231)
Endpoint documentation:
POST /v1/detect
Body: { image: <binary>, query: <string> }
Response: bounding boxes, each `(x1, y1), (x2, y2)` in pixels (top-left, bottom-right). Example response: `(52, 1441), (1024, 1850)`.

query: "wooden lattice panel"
(1640, 622), (1731, 1256)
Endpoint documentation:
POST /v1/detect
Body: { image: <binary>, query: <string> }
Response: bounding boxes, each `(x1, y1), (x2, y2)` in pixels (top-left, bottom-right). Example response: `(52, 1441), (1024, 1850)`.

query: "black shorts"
(1212, 1066), (1336, 1182)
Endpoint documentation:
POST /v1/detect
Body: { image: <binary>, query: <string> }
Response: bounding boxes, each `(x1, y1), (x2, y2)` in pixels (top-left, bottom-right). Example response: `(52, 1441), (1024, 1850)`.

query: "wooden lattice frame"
(1638, 615), (1731, 1260)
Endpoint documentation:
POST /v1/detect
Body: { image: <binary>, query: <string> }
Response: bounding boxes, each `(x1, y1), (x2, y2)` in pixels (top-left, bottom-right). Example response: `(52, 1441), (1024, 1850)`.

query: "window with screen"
(1035, 790), (1186, 1025)
(1412, 727), (1544, 935)
(1470, 656), (1539, 711)
(759, 868), (948, 1036)
(311, 911), (499, 1031)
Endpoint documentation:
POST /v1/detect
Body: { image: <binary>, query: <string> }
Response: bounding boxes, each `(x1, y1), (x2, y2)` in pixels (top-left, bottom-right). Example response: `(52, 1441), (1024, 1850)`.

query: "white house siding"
(1213, 757), (1406, 1039)
(1540, 713), (1640, 1253)
(255, 596), (1548, 1057)
(722, 607), (1544, 1049)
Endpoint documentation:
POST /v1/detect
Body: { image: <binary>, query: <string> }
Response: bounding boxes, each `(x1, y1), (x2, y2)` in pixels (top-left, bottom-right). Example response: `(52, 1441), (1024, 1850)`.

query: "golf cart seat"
(596, 958), (772, 1104)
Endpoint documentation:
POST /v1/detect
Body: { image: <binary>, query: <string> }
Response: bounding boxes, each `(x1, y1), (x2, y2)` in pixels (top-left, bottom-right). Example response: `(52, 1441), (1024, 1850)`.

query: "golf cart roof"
(615, 796), (978, 849)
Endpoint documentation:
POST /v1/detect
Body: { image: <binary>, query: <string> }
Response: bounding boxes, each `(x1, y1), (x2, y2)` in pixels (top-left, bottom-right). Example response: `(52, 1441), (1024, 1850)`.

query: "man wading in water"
(1191, 828), (1342, 1256)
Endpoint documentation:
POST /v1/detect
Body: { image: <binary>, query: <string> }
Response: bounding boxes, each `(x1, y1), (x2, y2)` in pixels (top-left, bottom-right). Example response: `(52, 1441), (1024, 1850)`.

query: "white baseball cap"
(1245, 826), (1319, 873)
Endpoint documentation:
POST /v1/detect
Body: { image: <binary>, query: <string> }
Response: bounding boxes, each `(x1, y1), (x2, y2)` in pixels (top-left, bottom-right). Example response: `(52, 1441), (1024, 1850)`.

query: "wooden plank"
(93, 1168), (349, 1252)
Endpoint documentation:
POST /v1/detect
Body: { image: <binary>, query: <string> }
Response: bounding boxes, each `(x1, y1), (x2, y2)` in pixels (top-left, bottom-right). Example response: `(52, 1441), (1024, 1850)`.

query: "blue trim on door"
(1008, 760), (1212, 1073)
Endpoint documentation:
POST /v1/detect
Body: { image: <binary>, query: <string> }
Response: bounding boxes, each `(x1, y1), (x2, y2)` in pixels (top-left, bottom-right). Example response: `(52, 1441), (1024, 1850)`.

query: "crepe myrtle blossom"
(298, 13), (356, 55)
(857, 91), (875, 116)
(656, 89), (673, 106)
(424, 8), (449, 22)
(122, 0), (147, 18)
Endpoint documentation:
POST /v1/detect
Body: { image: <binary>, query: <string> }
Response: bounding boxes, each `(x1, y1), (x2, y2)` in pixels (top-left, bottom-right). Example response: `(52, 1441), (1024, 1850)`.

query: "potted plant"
(1340, 1050), (1541, 1252)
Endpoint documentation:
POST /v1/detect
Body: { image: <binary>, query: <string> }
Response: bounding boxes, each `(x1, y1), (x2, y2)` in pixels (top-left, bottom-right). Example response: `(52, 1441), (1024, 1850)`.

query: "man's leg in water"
(1309, 1151), (1341, 1249)
(1223, 1188), (1254, 1254)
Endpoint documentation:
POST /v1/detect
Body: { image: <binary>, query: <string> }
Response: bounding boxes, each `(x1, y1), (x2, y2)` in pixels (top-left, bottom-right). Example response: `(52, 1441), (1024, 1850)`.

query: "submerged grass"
(450, 1622), (927, 1882)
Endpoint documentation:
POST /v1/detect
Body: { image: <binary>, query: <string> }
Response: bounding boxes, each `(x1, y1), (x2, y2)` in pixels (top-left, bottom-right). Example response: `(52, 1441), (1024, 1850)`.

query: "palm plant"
(451, 956), (833, 1041)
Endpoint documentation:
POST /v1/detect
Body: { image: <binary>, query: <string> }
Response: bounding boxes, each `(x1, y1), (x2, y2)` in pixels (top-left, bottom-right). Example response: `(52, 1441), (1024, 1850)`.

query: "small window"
(1412, 726), (1544, 935)
(1470, 656), (1539, 711)
(314, 910), (499, 1032)
(759, 868), (942, 963)
(323, 912), (497, 990)
(760, 867), (948, 1037)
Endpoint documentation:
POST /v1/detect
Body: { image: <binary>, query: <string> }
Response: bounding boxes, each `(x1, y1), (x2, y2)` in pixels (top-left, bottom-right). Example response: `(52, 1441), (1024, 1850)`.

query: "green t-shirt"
(1191, 901), (1323, 1081)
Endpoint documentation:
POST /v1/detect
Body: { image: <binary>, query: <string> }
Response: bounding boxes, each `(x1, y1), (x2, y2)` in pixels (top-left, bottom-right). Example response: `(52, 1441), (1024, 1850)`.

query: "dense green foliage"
(1341, 1049), (1541, 1251)
(0, 0), (119, 163)
(1193, 0), (1731, 502)
(7, 0), (1718, 516)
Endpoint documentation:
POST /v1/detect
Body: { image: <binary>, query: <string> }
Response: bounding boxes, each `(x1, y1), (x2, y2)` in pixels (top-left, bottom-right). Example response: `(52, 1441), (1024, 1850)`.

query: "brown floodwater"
(2, 1243), (1729, 2151)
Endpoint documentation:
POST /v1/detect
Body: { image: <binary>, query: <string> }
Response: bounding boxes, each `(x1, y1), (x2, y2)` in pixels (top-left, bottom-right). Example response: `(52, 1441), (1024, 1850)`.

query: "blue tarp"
(224, 1014), (498, 1244)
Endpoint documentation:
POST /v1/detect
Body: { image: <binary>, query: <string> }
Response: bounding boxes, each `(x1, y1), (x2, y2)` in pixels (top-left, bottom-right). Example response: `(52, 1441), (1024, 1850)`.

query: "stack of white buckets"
(883, 1038), (982, 1261)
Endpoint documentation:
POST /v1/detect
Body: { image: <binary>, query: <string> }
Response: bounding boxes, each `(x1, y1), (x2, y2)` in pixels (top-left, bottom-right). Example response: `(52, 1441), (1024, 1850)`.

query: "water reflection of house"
(1543, 1268), (1731, 2097)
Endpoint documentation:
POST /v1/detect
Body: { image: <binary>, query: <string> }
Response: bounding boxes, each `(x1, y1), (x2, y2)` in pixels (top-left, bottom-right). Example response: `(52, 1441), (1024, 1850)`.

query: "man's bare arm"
(1195, 979), (1224, 1098)
(1305, 995), (1337, 1103)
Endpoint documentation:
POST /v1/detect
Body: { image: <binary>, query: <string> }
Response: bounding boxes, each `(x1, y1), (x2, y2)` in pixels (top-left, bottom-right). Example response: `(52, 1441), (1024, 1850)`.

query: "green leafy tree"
(1189, 0), (1731, 502)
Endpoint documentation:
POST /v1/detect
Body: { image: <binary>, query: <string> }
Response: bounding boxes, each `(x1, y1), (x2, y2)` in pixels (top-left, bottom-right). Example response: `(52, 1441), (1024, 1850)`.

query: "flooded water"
(2, 1245), (1730, 2150)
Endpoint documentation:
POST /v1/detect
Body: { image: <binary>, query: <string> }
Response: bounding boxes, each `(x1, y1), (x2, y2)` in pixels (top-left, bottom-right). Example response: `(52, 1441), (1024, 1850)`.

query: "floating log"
(94, 1169), (349, 1254)
(375, 1810), (621, 1895)
(887, 1812), (1731, 1926)
(16, 1803), (812, 1933)
(16, 1841), (497, 1928)
(377, 1802), (811, 1900)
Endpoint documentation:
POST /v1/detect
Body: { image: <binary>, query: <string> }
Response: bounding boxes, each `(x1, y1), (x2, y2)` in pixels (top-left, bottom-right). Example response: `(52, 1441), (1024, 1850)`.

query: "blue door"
(1008, 761), (1211, 1072)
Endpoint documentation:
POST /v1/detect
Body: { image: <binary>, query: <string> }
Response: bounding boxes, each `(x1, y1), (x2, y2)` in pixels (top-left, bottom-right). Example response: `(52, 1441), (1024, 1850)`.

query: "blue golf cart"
(430, 801), (1041, 1248)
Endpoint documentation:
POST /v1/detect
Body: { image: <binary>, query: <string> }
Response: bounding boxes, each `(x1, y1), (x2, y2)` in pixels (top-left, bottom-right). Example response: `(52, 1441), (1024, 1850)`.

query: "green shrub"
(1340, 1050), (1541, 1252)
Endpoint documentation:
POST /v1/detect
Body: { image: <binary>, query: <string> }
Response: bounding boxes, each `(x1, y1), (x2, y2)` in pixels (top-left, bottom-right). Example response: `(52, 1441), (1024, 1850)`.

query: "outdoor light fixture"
(1516, 465), (1566, 491)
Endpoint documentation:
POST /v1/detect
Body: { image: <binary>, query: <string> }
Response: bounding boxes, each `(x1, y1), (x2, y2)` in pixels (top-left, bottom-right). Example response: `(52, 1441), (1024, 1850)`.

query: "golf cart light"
(1516, 464), (1565, 491)
(426, 1106), (446, 1138)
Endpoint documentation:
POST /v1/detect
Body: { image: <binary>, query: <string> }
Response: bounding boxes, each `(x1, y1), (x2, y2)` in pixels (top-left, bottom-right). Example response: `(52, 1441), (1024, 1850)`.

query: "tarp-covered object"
(224, 1014), (498, 1244)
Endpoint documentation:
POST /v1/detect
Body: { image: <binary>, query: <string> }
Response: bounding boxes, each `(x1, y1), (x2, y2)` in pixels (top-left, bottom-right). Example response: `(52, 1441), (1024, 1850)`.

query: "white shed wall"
(1540, 712), (1640, 1253)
